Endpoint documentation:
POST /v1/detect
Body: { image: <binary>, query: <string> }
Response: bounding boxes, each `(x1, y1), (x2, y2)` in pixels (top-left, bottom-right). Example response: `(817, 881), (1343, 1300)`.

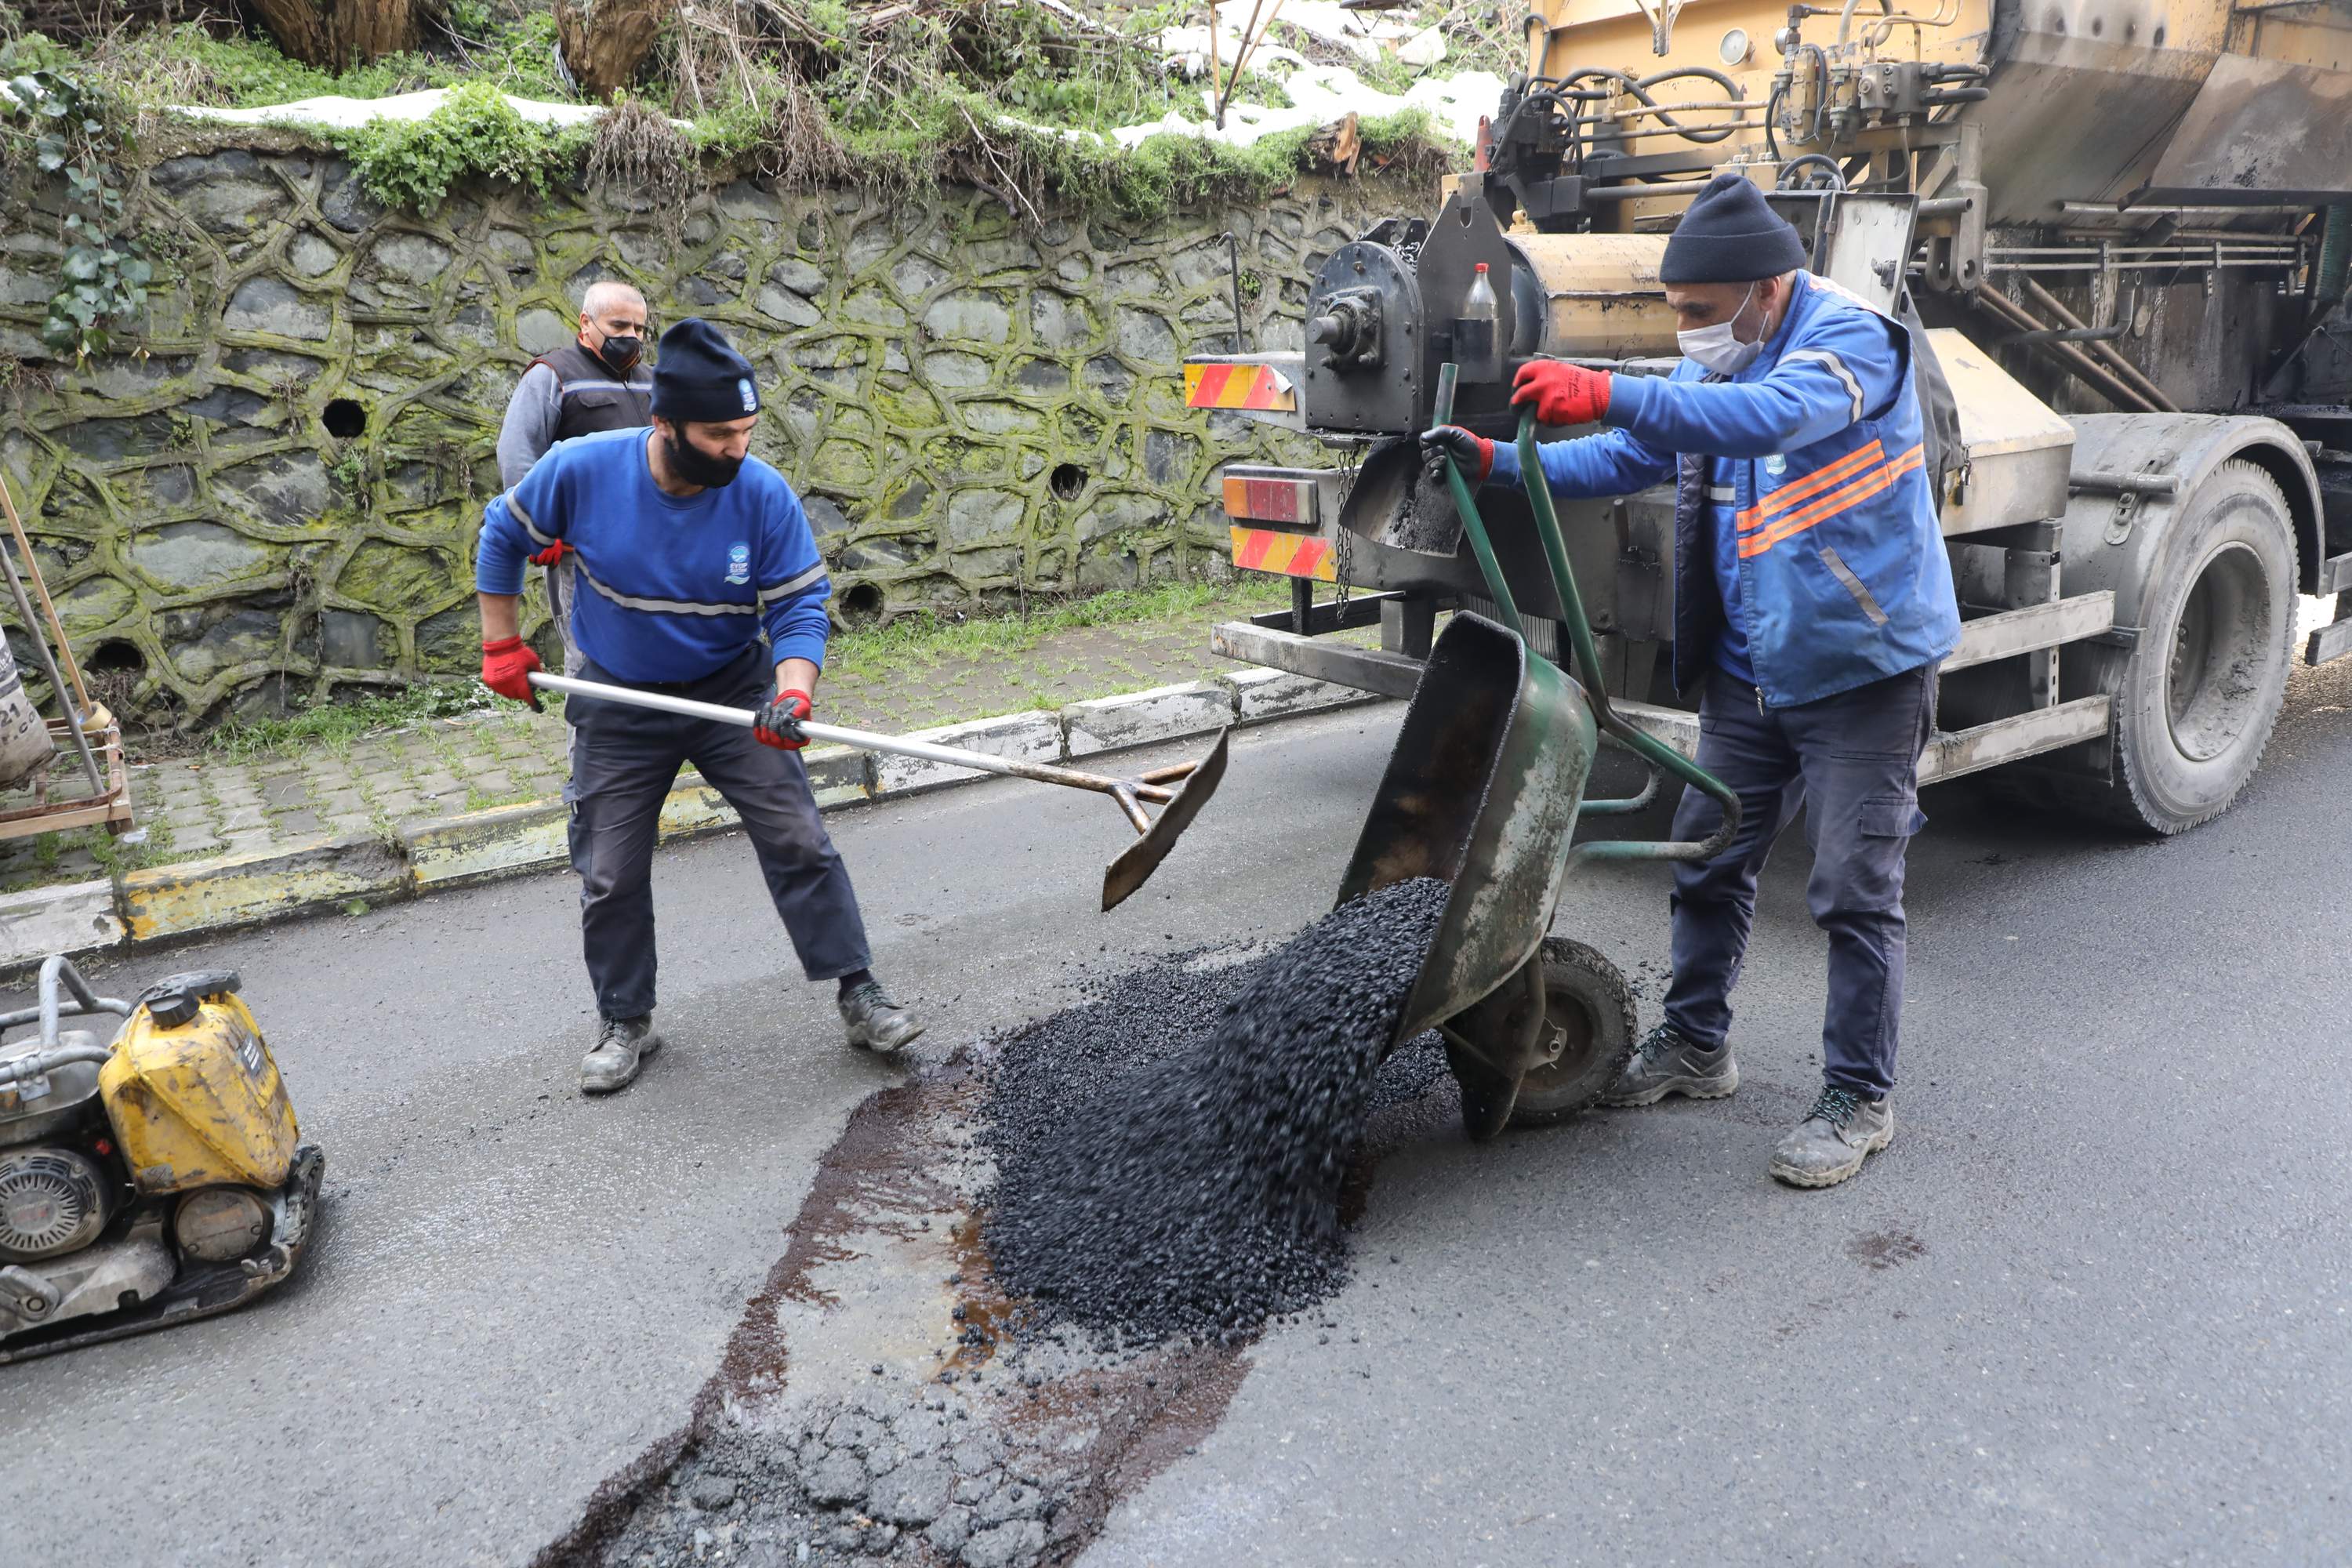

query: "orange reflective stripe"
(1737, 445), (1924, 559)
(1736, 440), (1887, 531)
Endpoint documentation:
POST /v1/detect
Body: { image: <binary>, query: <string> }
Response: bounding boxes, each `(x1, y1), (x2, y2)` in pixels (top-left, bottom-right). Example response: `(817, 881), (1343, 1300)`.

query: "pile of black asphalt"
(980, 877), (1451, 1347)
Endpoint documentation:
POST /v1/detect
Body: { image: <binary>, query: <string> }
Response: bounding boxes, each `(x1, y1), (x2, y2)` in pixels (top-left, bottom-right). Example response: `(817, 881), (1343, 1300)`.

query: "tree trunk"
(554, 0), (677, 102)
(245, 0), (423, 68)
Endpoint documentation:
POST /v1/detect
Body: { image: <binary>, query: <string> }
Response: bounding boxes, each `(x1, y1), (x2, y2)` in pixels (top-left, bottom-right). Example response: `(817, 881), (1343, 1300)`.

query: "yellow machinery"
(1190, 0), (2352, 836)
(0, 957), (321, 1362)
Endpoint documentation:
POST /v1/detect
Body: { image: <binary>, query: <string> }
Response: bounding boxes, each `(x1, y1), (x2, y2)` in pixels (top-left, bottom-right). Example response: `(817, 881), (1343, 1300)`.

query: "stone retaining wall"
(0, 132), (1420, 723)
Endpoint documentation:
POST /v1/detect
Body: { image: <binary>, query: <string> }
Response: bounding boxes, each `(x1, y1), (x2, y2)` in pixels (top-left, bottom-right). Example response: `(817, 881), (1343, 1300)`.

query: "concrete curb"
(1, 668), (1383, 972)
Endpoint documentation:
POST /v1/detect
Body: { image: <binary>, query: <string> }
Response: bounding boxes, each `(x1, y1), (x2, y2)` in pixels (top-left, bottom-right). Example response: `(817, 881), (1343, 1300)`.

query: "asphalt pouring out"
(980, 877), (1452, 1347)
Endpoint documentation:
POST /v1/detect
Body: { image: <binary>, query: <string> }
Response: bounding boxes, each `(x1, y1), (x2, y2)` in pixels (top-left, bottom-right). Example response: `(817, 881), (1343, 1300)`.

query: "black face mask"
(597, 334), (642, 373)
(662, 430), (743, 489)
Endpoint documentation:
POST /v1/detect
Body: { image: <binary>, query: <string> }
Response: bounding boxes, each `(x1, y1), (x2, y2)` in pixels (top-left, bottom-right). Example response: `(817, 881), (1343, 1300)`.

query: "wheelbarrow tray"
(1335, 612), (1599, 1065)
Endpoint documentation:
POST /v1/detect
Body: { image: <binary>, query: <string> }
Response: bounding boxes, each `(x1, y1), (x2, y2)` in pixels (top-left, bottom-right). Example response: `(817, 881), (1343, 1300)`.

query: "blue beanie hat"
(1661, 174), (1808, 284)
(651, 318), (762, 423)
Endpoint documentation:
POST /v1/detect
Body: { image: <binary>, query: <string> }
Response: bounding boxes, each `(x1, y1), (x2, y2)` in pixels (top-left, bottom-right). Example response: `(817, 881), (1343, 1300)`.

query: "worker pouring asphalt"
(1422, 173), (1960, 1189)
(474, 318), (924, 1095)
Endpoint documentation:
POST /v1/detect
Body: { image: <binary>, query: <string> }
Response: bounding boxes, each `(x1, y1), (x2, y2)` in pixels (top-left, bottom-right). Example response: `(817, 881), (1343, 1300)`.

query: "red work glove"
(1512, 360), (1613, 427)
(1418, 425), (1494, 485)
(529, 539), (572, 567)
(753, 688), (813, 750)
(480, 635), (543, 710)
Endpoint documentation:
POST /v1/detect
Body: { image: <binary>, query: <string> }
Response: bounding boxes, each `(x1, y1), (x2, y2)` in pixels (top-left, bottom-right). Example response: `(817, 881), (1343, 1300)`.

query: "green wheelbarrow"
(1338, 373), (1744, 1142)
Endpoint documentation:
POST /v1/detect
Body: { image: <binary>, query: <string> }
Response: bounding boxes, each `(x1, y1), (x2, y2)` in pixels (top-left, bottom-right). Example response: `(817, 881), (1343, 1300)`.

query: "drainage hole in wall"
(322, 398), (367, 439)
(838, 582), (885, 627)
(1050, 463), (1087, 501)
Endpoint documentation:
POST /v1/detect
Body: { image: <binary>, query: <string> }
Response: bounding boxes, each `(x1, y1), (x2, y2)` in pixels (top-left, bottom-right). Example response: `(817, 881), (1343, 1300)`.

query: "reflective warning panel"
(1184, 361), (1296, 412)
(1229, 526), (1335, 581)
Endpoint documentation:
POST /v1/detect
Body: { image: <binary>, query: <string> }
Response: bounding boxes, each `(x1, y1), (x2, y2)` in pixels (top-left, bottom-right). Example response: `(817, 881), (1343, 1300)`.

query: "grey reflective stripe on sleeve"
(1705, 485), (1736, 503)
(757, 562), (828, 604)
(1817, 545), (1890, 626)
(505, 488), (557, 546)
(575, 562), (757, 617)
(1786, 349), (1865, 423)
(556, 379), (644, 397)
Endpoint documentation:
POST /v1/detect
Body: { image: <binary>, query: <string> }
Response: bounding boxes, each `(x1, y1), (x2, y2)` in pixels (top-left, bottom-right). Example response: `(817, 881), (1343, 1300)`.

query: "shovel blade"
(1101, 729), (1231, 911)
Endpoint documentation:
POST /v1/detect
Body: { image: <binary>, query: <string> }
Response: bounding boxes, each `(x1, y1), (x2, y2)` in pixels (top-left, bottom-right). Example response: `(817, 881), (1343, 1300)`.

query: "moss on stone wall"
(0, 130), (1421, 725)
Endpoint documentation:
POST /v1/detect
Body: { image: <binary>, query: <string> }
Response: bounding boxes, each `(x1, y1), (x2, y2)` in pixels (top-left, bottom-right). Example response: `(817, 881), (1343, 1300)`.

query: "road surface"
(9, 663), (2351, 1565)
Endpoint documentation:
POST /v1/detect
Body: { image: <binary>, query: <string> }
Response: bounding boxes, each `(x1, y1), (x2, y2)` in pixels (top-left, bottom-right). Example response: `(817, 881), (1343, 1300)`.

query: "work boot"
(1769, 1086), (1893, 1189)
(580, 1013), (662, 1095)
(840, 982), (925, 1054)
(1599, 1022), (1739, 1107)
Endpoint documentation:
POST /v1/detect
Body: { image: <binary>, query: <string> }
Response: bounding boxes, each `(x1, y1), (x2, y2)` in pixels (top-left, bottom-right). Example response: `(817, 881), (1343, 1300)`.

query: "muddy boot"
(840, 982), (925, 1054)
(1769, 1086), (1892, 1188)
(580, 1014), (662, 1095)
(1599, 1022), (1738, 1107)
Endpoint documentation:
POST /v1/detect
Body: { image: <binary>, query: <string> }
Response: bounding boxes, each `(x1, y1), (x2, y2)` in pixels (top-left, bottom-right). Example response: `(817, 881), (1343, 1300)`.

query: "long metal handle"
(527, 673), (1189, 813)
(0, 537), (102, 796)
(1507, 408), (1743, 866)
(1431, 362), (1528, 639)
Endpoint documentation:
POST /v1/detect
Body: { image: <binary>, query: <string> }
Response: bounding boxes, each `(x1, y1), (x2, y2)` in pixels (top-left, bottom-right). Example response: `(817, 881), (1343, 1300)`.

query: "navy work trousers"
(1660, 663), (1936, 1098)
(564, 644), (873, 1020)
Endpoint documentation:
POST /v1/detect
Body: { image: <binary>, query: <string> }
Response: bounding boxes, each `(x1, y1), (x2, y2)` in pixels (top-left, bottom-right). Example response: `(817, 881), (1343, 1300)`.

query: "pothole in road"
(536, 886), (1457, 1568)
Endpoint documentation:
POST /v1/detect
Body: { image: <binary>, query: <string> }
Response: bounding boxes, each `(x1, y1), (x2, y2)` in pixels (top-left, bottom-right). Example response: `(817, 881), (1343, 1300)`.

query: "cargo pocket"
(1818, 545), (1890, 627)
(1858, 792), (1927, 838)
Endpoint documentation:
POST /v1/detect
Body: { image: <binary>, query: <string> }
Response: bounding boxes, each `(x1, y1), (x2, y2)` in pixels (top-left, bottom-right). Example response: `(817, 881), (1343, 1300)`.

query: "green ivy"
(326, 79), (591, 216)
(0, 60), (151, 360)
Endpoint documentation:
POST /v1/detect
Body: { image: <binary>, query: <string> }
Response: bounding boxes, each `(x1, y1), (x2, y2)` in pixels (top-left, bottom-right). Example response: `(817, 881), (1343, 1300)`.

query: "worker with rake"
(473, 318), (926, 1094)
(1425, 174), (1961, 1188)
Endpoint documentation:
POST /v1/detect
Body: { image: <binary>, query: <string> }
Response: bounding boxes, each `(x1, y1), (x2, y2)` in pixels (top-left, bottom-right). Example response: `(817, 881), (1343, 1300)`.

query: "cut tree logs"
(555, 0), (679, 101)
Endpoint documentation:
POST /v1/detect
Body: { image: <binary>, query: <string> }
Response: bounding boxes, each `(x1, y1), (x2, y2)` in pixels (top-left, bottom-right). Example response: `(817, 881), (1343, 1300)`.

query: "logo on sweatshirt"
(1764, 454), (1788, 477)
(726, 542), (751, 585)
(738, 377), (758, 414)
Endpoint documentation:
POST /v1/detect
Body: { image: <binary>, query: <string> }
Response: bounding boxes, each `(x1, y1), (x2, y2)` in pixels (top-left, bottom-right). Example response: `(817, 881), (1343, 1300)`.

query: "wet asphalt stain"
(1847, 1229), (1929, 1271)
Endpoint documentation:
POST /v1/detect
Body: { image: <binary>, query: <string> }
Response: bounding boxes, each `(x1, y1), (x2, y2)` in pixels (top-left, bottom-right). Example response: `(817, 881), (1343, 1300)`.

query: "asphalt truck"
(1184, 0), (2352, 833)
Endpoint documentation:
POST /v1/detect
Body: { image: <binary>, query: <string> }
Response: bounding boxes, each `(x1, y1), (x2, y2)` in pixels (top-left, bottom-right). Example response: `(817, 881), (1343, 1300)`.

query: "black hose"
(1776, 153), (1846, 191)
(1554, 64), (1746, 144)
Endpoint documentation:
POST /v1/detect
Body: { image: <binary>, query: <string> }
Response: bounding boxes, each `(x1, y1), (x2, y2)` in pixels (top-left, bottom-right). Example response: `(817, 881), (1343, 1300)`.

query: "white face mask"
(1678, 282), (1767, 375)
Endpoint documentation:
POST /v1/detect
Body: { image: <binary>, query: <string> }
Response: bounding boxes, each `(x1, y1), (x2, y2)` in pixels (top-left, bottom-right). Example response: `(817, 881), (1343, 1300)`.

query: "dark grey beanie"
(1661, 174), (1808, 284)
(651, 318), (762, 423)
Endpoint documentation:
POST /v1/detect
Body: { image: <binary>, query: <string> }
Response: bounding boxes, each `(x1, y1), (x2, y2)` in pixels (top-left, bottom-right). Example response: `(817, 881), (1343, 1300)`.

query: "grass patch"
(203, 681), (503, 763)
(826, 577), (1288, 681)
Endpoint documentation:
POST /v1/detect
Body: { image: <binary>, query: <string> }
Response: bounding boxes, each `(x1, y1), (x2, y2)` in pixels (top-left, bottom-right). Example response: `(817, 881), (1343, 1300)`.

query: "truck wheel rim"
(2164, 540), (2272, 764)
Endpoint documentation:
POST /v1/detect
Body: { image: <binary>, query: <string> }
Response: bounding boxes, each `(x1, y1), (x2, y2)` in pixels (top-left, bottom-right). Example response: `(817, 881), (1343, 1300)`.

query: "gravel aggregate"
(980, 878), (1450, 1345)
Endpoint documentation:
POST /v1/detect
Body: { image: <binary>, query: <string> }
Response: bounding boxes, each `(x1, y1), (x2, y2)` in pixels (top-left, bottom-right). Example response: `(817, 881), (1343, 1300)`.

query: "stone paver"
(0, 583), (1385, 896)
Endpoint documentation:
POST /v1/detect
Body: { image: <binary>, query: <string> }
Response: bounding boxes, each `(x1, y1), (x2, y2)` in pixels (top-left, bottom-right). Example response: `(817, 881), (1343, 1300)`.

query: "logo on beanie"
(726, 542), (750, 585)
(738, 377), (757, 413)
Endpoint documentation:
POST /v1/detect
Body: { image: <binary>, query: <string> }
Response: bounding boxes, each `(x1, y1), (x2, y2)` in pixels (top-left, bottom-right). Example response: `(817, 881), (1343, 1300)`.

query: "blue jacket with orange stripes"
(1489, 271), (1959, 708)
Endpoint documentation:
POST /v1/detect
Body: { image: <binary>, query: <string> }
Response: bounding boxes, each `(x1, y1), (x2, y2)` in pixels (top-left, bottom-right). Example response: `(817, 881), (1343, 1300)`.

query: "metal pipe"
(0, 1044), (114, 1086)
(2017, 276), (2178, 413)
(1973, 288), (2158, 413)
(2001, 325), (2128, 344)
(2059, 201), (2314, 217)
(1915, 196), (1972, 217)
(1584, 180), (1719, 200)
(528, 673), (1185, 808)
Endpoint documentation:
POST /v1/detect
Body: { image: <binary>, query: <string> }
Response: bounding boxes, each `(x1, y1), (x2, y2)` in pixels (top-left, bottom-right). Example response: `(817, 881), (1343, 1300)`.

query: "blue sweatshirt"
(474, 428), (832, 684)
(1489, 273), (1914, 689)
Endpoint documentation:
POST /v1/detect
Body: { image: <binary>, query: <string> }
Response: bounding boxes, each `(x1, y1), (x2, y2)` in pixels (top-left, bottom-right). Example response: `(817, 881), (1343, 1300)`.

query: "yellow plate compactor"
(0, 957), (321, 1363)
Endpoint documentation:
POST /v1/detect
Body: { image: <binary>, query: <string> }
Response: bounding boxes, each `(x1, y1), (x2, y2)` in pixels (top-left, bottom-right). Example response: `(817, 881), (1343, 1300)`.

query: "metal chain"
(1330, 441), (1362, 615)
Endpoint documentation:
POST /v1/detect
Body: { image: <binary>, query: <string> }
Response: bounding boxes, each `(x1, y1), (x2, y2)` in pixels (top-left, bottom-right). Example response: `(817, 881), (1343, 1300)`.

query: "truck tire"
(2089, 459), (2299, 833)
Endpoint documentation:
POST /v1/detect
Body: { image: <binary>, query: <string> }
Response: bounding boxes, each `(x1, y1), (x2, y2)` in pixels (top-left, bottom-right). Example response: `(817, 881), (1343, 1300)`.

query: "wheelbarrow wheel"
(1504, 937), (1636, 1129)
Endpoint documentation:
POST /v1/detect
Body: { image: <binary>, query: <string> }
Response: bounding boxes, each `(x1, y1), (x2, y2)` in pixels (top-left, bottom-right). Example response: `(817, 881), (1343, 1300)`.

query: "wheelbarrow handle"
(525, 673), (1185, 808)
(1507, 407), (1744, 866)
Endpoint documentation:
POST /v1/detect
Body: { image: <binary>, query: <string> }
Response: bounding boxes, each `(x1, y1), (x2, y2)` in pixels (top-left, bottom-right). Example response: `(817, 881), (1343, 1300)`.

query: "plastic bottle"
(1457, 262), (1501, 383)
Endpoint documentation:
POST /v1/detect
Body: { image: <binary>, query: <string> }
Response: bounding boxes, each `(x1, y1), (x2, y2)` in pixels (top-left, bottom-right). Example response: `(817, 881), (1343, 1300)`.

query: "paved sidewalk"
(0, 581), (1379, 909)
